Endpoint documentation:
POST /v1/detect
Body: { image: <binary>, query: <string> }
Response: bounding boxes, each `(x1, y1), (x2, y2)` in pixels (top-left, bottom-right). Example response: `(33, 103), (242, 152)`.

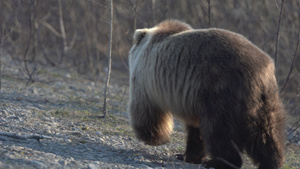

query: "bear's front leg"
(128, 97), (173, 146)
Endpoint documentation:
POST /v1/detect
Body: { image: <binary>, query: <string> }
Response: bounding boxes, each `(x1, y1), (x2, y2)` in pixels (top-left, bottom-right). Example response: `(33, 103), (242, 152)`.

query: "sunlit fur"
(128, 20), (286, 169)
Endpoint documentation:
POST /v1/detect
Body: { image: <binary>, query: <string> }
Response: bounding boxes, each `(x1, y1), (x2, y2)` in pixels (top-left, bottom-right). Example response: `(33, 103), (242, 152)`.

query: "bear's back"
(142, 28), (276, 117)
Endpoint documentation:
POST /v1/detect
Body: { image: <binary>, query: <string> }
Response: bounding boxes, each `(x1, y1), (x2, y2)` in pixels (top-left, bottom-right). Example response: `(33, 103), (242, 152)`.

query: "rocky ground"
(0, 54), (299, 169)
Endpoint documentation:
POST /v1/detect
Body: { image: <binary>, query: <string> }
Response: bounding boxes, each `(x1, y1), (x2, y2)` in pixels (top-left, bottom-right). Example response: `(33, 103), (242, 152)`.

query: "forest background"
(1, 0), (299, 118)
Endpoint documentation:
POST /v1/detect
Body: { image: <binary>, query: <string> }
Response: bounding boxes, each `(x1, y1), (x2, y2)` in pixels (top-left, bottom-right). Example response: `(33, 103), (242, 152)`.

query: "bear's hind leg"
(246, 125), (285, 169)
(203, 138), (242, 169)
(201, 122), (243, 169)
(176, 125), (205, 164)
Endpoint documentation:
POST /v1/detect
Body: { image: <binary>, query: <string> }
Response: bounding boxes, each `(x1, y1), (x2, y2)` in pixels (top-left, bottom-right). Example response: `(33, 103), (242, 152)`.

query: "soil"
(0, 54), (299, 169)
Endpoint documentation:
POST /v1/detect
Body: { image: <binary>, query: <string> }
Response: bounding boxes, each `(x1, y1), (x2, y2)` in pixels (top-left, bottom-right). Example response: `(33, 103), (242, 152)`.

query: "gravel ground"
(0, 54), (299, 169)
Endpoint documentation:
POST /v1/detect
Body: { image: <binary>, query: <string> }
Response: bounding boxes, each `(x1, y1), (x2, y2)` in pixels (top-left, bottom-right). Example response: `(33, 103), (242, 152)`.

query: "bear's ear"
(133, 29), (147, 45)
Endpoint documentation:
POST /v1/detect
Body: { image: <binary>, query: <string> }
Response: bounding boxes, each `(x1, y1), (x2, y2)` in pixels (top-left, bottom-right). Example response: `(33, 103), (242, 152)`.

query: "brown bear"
(128, 20), (286, 169)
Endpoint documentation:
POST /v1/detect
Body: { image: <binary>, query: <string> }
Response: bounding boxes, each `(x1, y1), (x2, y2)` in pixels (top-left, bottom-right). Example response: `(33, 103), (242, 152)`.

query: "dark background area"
(1, 0), (299, 116)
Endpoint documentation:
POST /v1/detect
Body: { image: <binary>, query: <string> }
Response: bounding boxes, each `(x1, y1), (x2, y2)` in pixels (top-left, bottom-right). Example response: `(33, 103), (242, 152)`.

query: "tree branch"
(0, 132), (52, 142)
(280, 29), (299, 93)
(58, 0), (67, 51)
(42, 22), (62, 38)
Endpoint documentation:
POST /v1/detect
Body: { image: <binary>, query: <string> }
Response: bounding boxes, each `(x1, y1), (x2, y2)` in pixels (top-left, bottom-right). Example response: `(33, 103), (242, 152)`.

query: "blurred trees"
(1, 0), (299, 114)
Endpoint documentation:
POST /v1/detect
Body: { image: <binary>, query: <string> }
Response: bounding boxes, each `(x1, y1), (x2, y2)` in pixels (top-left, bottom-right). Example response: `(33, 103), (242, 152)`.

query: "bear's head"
(129, 20), (193, 73)
(132, 20), (193, 46)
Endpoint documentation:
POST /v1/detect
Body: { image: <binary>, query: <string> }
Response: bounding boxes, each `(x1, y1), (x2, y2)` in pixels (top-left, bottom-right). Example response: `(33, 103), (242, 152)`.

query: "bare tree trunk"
(103, 0), (114, 118)
(92, 1), (100, 74)
(0, 0), (3, 91)
(274, 0), (285, 66)
(207, 0), (211, 27)
(24, 0), (36, 84)
(58, 0), (67, 63)
(162, 0), (169, 20)
(133, 0), (138, 31)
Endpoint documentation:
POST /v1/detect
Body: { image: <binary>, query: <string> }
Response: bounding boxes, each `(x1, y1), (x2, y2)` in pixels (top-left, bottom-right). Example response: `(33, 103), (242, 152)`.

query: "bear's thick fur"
(128, 20), (286, 169)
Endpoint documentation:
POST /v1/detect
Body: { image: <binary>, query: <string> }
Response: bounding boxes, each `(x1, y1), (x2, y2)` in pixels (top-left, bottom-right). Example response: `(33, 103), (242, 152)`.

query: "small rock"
(65, 73), (71, 78)
(69, 131), (82, 136)
(29, 160), (47, 169)
(90, 82), (95, 86)
(69, 86), (77, 90)
(46, 129), (52, 134)
(101, 158), (109, 162)
(8, 116), (20, 121)
(34, 121), (41, 126)
(64, 139), (72, 143)
(0, 136), (8, 141)
(87, 163), (99, 169)
(90, 161), (100, 165)
(16, 96), (23, 101)
(0, 109), (8, 117)
(40, 116), (51, 122)
(0, 117), (7, 122)
(30, 87), (38, 94)
(98, 138), (105, 142)
(135, 164), (152, 169)
(55, 82), (64, 88)
(58, 160), (68, 166)
(72, 127), (82, 131)
(69, 160), (77, 165)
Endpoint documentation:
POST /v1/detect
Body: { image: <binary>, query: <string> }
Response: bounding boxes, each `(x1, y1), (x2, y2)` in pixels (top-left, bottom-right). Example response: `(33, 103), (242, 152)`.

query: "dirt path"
(0, 54), (202, 169)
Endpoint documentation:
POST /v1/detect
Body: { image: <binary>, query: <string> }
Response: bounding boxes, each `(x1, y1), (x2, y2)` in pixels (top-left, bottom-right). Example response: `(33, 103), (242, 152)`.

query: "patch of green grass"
(79, 125), (89, 131)
(176, 146), (184, 152)
(36, 69), (66, 79)
(282, 146), (300, 169)
(79, 140), (88, 144)
(97, 115), (133, 137)
(45, 108), (132, 137)
(50, 110), (70, 118)
(2, 75), (21, 82)
(46, 108), (97, 120)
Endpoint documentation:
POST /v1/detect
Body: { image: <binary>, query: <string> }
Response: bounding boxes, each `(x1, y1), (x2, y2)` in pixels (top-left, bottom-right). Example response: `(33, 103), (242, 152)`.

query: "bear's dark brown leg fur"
(202, 130), (243, 169)
(244, 91), (286, 169)
(246, 128), (284, 169)
(246, 117), (285, 169)
(176, 125), (206, 164)
(185, 126), (206, 163)
(199, 87), (245, 169)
